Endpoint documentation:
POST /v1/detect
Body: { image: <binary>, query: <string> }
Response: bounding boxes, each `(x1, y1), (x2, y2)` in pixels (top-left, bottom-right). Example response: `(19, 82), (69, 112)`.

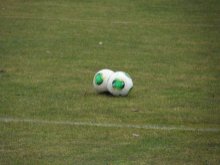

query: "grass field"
(0, 0), (220, 164)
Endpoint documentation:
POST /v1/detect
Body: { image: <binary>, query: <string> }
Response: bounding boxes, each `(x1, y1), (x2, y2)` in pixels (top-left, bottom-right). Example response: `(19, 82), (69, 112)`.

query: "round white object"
(107, 71), (133, 96)
(93, 69), (114, 93)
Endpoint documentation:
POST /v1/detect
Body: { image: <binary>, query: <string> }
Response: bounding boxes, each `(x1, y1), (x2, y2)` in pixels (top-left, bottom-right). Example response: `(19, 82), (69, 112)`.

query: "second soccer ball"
(107, 71), (133, 96)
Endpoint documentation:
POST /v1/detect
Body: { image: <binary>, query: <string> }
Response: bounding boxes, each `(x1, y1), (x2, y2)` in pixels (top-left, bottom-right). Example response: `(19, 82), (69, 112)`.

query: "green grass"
(0, 0), (220, 164)
(1, 122), (220, 165)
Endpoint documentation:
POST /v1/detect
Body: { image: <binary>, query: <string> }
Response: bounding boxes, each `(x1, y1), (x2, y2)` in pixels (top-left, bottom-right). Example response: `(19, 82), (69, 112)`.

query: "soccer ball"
(93, 69), (114, 93)
(107, 71), (133, 96)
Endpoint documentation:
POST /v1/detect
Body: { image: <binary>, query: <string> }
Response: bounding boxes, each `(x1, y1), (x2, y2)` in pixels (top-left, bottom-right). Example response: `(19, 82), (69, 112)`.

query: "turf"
(0, 0), (220, 164)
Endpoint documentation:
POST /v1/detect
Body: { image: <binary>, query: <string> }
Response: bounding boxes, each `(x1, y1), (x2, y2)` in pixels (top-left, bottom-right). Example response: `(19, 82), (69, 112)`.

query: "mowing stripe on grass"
(1, 15), (219, 27)
(0, 117), (219, 132)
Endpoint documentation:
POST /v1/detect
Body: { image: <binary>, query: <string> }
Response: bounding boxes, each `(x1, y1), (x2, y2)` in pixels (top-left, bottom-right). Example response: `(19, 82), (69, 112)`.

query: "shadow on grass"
(82, 88), (134, 99)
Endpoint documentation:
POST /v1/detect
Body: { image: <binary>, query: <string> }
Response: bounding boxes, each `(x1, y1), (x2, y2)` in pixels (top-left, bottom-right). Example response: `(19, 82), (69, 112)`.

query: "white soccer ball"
(93, 69), (114, 93)
(107, 71), (133, 96)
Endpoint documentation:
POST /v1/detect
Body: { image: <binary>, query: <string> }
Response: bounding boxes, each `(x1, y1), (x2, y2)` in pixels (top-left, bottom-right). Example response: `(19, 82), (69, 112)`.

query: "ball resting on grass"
(93, 69), (114, 93)
(107, 71), (133, 96)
